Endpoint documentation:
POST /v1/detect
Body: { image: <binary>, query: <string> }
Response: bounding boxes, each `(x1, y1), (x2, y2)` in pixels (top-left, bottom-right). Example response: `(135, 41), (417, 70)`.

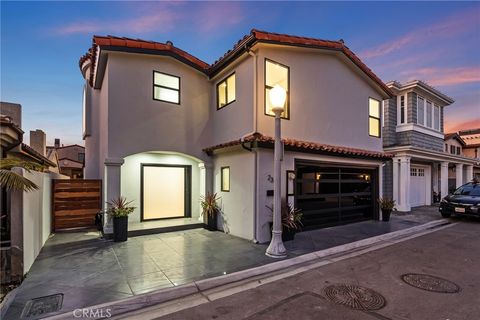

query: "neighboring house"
(444, 133), (468, 192)
(458, 128), (480, 179)
(1, 102), (66, 284)
(47, 139), (85, 179)
(382, 81), (477, 211)
(79, 30), (393, 242)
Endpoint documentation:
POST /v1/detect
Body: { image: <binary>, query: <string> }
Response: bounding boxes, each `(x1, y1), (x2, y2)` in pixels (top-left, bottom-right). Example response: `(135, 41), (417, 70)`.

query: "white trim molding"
(395, 123), (444, 139)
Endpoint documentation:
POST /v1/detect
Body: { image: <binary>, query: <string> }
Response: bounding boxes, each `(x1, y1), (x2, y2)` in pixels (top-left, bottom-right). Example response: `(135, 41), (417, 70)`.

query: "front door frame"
(140, 163), (192, 221)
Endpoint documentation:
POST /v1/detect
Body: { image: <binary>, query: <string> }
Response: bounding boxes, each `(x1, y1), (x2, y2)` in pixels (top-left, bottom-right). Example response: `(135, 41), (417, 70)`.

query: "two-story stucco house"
(382, 81), (477, 212)
(79, 29), (397, 243)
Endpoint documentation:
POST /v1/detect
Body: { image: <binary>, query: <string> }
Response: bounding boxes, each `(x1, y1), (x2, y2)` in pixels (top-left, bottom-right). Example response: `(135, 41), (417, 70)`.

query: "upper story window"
(265, 59), (289, 119)
(456, 146), (461, 155)
(221, 166), (230, 192)
(78, 153), (85, 163)
(153, 71), (180, 104)
(445, 144), (448, 152)
(369, 98), (381, 137)
(398, 95), (406, 124)
(450, 145), (455, 154)
(416, 94), (441, 132)
(217, 73), (236, 109)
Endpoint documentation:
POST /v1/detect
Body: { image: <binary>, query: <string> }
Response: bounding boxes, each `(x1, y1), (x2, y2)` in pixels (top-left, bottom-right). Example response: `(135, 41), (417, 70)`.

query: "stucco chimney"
(54, 138), (60, 148)
(30, 129), (46, 156)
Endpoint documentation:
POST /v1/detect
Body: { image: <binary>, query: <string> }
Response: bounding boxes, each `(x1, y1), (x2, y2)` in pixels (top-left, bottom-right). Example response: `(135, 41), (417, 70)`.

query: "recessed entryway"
(295, 161), (378, 230)
(141, 164), (191, 221)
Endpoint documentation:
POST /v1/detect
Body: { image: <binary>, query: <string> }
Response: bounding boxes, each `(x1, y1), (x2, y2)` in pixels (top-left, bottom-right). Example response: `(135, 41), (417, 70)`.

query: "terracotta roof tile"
(79, 29), (391, 97)
(203, 133), (393, 159)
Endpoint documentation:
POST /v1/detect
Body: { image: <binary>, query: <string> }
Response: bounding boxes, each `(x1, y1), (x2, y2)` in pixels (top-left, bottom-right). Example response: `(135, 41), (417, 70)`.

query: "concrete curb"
(45, 219), (450, 320)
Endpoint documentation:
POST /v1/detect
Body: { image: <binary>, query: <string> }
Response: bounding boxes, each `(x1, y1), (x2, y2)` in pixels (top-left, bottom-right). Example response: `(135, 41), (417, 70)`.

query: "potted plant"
(378, 197), (396, 222)
(107, 197), (135, 242)
(201, 193), (221, 231)
(267, 203), (303, 241)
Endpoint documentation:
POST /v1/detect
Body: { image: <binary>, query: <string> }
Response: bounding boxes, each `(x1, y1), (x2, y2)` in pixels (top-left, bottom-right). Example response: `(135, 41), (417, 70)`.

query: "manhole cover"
(20, 293), (63, 319)
(323, 284), (386, 311)
(401, 273), (460, 293)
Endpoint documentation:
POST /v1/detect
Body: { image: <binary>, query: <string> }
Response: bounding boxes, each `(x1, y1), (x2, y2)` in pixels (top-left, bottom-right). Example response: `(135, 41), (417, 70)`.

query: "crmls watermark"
(73, 308), (112, 318)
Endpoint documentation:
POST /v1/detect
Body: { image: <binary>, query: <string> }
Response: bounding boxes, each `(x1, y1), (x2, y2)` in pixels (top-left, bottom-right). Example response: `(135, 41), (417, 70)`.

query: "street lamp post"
(266, 85), (287, 258)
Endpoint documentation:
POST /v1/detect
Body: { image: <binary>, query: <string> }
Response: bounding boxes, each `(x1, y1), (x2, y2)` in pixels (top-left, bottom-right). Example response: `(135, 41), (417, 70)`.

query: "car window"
(453, 184), (480, 196)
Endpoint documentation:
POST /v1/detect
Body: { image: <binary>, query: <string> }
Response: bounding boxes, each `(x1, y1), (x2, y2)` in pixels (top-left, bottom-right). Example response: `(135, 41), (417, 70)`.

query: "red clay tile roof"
(79, 29), (392, 97)
(203, 133), (393, 159)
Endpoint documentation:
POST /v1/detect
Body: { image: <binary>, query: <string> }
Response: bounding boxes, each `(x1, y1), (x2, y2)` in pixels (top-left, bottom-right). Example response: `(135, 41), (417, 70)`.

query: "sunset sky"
(1, 1), (479, 145)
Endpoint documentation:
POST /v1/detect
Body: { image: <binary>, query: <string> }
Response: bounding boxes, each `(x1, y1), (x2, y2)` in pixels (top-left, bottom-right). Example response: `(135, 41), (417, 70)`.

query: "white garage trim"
(409, 164), (431, 207)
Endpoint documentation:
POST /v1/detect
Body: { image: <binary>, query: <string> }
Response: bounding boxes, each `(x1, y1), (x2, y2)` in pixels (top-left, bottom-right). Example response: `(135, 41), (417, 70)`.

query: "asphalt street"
(151, 219), (480, 320)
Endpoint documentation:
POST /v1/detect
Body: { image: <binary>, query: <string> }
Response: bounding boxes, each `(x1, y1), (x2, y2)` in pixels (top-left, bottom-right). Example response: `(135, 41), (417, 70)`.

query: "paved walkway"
(4, 206), (441, 319)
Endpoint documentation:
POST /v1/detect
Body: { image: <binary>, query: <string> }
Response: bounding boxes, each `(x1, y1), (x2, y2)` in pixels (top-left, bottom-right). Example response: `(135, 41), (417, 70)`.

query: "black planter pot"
(113, 216), (128, 242)
(204, 213), (217, 231)
(382, 209), (392, 222)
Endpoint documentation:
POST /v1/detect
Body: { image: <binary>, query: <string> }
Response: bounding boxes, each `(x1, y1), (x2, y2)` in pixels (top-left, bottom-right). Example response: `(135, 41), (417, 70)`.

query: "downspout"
(241, 46), (260, 243)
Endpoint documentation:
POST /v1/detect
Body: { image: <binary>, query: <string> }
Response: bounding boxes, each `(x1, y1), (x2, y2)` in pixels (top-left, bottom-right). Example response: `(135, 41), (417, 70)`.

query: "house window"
(417, 96), (425, 125)
(445, 144), (448, 152)
(434, 105), (440, 130)
(399, 95), (406, 124)
(450, 145), (455, 154)
(153, 71), (180, 104)
(410, 168), (417, 176)
(418, 168), (425, 176)
(456, 146), (461, 155)
(78, 153), (85, 163)
(221, 167), (230, 192)
(265, 59), (289, 119)
(369, 98), (381, 137)
(426, 101), (432, 128)
(217, 73), (236, 109)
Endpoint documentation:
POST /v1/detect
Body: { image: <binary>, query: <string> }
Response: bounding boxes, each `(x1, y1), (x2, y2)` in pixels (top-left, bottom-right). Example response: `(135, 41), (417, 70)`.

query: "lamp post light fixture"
(266, 84), (287, 258)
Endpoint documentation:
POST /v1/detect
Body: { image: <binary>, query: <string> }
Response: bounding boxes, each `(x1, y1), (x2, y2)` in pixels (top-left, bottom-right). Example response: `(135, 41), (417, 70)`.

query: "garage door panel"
(409, 166), (428, 207)
(296, 164), (376, 230)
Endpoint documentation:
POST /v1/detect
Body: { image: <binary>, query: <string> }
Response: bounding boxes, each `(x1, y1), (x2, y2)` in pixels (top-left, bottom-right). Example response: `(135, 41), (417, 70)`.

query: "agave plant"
(377, 197), (396, 211)
(0, 158), (46, 192)
(266, 203), (303, 231)
(107, 197), (136, 218)
(200, 192), (221, 217)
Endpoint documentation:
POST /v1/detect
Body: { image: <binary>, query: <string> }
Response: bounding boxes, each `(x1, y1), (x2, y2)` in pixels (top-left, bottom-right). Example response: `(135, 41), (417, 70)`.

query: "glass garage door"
(295, 163), (377, 230)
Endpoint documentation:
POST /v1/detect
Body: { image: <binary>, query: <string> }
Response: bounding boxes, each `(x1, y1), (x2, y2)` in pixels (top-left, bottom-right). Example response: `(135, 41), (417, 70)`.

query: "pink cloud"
(445, 118), (480, 133)
(400, 66), (480, 87)
(361, 8), (479, 59)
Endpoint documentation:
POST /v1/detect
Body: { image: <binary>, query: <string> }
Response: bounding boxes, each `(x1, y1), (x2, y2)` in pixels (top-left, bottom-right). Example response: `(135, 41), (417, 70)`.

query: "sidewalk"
(3, 207), (441, 319)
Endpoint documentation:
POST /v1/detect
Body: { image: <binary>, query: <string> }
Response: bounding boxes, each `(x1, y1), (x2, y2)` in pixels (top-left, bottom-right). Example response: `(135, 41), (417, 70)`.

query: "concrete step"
(127, 223), (204, 237)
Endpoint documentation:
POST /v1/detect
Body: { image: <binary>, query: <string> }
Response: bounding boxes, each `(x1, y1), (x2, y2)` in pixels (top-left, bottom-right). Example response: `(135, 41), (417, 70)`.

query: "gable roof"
(386, 80), (454, 105)
(203, 133), (393, 160)
(444, 132), (466, 146)
(79, 29), (392, 97)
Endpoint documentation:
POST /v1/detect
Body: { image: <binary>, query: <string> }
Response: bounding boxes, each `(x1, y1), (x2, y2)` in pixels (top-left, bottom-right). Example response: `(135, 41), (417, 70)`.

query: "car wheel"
(441, 212), (451, 218)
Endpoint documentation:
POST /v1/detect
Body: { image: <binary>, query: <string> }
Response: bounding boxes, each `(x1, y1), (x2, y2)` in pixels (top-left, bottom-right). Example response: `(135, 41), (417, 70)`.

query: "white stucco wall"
(15, 169), (68, 274)
(121, 152), (203, 223)
(106, 52), (211, 161)
(213, 150), (255, 240)
(256, 45), (385, 152)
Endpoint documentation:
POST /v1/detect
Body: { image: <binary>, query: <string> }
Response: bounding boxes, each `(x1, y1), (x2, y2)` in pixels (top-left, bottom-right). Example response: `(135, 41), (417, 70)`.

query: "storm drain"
(401, 273), (460, 293)
(20, 293), (63, 319)
(323, 284), (386, 311)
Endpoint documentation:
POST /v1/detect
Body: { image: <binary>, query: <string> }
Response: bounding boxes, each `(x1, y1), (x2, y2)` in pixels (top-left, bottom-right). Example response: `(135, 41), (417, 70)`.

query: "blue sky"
(1, 1), (479, 145)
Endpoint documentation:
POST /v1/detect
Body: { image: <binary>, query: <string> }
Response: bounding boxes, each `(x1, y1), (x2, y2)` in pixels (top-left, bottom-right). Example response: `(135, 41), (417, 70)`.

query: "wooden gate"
(52, 179), (102, 231)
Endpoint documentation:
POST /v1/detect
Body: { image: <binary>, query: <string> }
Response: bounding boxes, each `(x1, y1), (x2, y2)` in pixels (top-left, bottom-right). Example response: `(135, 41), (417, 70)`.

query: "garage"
(295, 162), (378, 230)
(409, 165), (431, 207)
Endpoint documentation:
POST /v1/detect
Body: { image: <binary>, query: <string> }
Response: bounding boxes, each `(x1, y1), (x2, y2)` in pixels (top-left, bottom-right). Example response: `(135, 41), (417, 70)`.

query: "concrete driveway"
(3, 206), (442, 319)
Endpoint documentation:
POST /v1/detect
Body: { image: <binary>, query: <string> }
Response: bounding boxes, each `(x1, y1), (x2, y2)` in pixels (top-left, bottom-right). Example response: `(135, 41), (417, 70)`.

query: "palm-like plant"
(0, 158), (46, 192)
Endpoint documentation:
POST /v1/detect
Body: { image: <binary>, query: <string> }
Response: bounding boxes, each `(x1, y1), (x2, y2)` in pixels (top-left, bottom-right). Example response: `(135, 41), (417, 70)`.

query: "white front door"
(409, 165), (431, 207)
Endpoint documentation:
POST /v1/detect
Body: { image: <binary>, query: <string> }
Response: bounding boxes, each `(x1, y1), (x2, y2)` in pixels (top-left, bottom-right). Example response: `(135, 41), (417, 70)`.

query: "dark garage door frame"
(294, 159), (379, 230)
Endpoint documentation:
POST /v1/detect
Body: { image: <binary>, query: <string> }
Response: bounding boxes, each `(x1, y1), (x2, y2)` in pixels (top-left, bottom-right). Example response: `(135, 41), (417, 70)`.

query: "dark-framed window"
(217, 73), (236, 109)
(400, 95), (405, 124)
(445, 144), (448, 152)
(153, 71), (180, 104)
(450, 145), (455, 154)
(221, 167), (230, 192)
(265, 58), (290, 119)
(78, 153), (85, 163)
(456, 146), (461, 155)
(369, 98), (381, 138)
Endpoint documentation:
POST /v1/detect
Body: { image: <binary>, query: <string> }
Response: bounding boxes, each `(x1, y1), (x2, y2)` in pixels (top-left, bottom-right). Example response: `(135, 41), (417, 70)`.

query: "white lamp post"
(266, 84), (287, 258)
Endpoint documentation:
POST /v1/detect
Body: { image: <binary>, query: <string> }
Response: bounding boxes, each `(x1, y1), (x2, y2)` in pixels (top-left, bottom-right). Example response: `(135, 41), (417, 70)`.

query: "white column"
(465, 165), (474, 183)
(432, 163), (439, 194)
(103, 158), (124, 235)
(398, 156), (411, 212)
(392, 157), (400, 205)
(455, 163), (463, 188)
(440, 162), (449, 198)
